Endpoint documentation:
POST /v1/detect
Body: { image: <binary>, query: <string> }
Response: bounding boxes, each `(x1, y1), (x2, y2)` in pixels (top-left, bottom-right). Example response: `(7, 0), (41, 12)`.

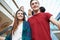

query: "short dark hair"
(30, 0), (34, 4)
(30, 0), (39, 5)
(40, 7), (46, 12)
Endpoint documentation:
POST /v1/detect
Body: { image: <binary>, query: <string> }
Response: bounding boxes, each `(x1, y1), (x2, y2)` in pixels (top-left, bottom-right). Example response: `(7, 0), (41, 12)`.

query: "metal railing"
(0, 26), (12, 35)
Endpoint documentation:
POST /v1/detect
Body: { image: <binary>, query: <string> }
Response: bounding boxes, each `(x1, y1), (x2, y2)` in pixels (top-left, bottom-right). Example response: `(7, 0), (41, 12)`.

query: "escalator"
(50, 12), (60, 40)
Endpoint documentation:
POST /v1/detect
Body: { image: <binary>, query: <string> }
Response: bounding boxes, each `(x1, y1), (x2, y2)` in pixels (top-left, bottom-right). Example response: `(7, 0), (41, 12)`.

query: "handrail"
(0, 26), (12, 35)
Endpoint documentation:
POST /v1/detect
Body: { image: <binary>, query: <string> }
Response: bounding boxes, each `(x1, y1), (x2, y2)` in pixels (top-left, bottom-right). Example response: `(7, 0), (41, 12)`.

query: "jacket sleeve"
(5, 26), (12, 40)
(5, 33), (12, 40)
(26, 22), (32, 40)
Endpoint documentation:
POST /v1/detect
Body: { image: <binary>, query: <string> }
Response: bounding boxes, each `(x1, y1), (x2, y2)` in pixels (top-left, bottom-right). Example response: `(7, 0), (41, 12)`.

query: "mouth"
(18, 16), (23, 17)
(33, 6), (38, 8)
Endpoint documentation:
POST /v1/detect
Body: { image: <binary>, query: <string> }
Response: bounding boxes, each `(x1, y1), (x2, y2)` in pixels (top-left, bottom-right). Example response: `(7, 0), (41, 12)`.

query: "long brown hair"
(12, 9), (25, 34)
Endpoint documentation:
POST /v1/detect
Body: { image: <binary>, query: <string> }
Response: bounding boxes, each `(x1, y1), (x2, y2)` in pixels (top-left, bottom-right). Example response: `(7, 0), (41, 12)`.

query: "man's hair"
(30, 0), (34, 4)
(40, 7), (46, 12)
(30, 0), (39, 5)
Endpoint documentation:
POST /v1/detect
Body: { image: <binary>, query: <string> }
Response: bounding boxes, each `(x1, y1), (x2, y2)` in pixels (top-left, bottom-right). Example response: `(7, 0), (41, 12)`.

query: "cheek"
(17, 14), (20, 17)
(22, 15), (24, 17)
(37, 4), (39, 7)
(31, 6), (34, 10)
(31, 5), (34, 8)
(32, 5), (35, 8)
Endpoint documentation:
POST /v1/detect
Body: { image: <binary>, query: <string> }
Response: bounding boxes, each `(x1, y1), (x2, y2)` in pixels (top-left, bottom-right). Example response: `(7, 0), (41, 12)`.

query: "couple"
(5, 0), (60, 40)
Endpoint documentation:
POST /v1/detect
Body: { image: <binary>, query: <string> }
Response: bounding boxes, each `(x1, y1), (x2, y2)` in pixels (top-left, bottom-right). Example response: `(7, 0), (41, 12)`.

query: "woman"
(19, 6), (28, 21)
(5, 9), (31, 40)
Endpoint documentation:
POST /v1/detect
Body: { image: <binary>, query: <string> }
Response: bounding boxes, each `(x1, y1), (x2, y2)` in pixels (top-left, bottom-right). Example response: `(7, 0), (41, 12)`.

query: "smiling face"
(17, 11), (24, 20)
(30, 0), (40, 11)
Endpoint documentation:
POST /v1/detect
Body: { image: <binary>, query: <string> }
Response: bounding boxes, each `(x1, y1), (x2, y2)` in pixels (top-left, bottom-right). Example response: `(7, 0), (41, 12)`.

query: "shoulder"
(45, 12), (53, 20)
(28, 16), (34, 22)
(23, 21), (30, 28)
(45, 12), (52, 16)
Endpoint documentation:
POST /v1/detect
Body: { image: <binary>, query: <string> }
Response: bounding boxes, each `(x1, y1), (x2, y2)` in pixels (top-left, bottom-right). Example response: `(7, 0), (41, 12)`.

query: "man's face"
(30, 0), (40, 11)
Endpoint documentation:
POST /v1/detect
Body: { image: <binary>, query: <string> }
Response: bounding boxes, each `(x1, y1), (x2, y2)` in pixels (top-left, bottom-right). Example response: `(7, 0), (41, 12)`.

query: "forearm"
(50, 16), (60, 29)
(0, 36), (5, 40)
(57, 20), (60, 29)
(52, 20), (60, 29)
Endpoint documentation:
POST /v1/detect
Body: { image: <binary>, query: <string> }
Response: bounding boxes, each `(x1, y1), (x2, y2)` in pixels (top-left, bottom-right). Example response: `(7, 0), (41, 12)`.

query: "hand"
(0, 36), (5, 40)
(58, 20), (60, 29)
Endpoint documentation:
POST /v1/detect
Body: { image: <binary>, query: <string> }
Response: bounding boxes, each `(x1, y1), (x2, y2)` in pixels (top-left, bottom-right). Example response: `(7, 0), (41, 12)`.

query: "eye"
(21, 13), (23, 15)
(17, 13), (20, 14)
(31, 3), (34, 5)
(35, 2), (38, 4)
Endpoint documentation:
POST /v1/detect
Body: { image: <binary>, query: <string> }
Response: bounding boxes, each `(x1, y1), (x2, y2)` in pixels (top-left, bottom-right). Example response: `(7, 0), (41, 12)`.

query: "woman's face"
(17, 11), (24, 20)
(30, 0), (39, 11)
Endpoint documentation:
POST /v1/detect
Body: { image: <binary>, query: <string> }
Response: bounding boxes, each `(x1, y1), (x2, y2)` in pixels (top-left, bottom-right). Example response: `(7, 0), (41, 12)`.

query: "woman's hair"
(12, 9), (25, 34)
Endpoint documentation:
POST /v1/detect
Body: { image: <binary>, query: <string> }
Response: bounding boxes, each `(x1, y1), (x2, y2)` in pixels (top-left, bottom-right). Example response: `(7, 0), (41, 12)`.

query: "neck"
(33, 9), (40, 15)
(18, 20), (23, 24)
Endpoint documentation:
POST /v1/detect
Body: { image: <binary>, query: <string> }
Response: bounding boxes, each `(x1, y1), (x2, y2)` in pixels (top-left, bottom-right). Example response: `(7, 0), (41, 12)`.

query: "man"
(28, 0), (60, 40)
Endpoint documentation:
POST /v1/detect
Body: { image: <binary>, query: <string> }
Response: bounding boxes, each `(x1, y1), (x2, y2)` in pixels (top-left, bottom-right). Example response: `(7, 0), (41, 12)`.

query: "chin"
(34, 8), (39, 11)
(18, 18), (23, 20)
(34, 9), (38, 11)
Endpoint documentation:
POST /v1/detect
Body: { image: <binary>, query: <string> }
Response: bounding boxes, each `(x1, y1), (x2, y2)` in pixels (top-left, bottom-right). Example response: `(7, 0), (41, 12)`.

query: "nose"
(18, 13), (21, 16)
